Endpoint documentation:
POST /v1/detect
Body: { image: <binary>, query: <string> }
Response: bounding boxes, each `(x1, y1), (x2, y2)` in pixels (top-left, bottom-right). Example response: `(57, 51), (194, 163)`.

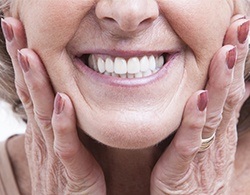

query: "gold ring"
(199, 132), (215, 152)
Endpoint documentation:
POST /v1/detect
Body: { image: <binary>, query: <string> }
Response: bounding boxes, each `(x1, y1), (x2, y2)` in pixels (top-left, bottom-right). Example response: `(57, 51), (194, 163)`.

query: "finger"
(151, 90), (207, 192)
(18, 49), (55, 147)
(223, 19), (249, 121)
(1, 18), (30, 110)
(52, 93), (106, 193)
(1, 17), (36, 146)
(202, 45), (236, 138)
(224, 18), (249, 86)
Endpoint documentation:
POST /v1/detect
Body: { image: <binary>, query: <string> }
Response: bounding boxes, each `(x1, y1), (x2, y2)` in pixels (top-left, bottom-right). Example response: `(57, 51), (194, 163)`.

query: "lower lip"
(74, 53), (180, 87)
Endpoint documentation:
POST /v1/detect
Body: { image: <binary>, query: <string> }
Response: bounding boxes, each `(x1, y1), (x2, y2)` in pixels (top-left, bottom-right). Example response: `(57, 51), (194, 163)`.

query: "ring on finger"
(199, 132), (216, 152)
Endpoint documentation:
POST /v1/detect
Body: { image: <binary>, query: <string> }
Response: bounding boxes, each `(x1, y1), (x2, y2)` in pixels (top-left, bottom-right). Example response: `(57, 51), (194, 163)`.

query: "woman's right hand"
(1, 17), (106, 194)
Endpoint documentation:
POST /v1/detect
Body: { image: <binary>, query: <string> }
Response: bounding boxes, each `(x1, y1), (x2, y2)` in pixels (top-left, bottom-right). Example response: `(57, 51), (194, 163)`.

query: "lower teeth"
(102, 69), (160, 78)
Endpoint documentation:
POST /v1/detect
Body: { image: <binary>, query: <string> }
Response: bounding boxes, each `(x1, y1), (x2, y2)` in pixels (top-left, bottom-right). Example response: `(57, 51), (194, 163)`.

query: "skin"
(1, 0), (250, 194)
(9, 0), (234, 148)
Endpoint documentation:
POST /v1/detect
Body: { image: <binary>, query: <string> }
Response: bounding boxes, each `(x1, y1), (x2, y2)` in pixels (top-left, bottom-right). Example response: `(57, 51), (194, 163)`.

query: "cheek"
(159, 0), (232, 61)
(20, 1), (92, 54)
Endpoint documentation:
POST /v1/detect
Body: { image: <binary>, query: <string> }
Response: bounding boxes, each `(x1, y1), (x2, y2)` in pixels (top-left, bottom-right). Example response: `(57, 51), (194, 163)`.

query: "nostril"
(104, 17), (116, 23)
(95, 0), (159, 33)
(140, 17), (154, 26)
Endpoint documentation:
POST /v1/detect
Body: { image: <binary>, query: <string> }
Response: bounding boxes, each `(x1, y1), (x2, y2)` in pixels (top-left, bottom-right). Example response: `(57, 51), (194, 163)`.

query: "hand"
(151, 16), (250, 194)
(1, 17), (106, 194)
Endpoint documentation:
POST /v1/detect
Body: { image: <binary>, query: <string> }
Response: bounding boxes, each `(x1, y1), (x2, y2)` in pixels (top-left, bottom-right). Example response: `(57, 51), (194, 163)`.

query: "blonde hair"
(0, 1), (249, 126)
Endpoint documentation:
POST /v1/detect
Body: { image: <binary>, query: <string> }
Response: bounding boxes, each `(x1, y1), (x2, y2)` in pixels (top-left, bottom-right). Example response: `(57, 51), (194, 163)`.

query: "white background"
(0, 100), (26, 141)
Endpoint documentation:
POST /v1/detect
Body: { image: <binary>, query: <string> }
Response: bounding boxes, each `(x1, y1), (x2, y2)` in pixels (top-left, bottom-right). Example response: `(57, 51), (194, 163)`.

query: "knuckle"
(226, 87), (245, 108)
(186, 121), (204, 131)
(16, 88), (34, 114)
(26, 75), (48, 93)
(173, 140), (199, 160)
(205, 112), (223, 131)
(15, 83), (29, 102)
(31, 133), (47, 164)
(34, 110), (52, 130)
(54, 143), (80, 161)
(151, 168), (196, 195)
(66, 168), (105, 194)
(208, 79), (231, 91)
(54, 122), (69, 136)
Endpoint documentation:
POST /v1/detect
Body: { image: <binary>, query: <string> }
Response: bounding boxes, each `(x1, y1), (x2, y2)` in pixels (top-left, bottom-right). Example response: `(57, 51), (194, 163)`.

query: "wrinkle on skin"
(6, 0), (247, 149)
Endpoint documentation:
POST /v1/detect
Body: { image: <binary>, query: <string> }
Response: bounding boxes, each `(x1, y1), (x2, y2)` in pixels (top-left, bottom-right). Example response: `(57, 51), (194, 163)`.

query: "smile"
(73, 49), (182, 88)
(76, 52), (176, 80)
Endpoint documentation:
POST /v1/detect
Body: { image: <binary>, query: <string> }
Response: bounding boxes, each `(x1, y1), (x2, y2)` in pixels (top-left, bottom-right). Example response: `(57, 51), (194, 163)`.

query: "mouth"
(77, 53), (170, 79)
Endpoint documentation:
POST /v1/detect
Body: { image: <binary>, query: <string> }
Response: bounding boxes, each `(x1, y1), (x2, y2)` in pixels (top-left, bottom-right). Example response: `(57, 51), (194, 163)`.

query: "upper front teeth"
(88, 54), (165, 78)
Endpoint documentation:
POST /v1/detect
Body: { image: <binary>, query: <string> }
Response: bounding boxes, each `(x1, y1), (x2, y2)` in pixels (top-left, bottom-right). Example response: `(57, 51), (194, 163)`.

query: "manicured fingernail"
(234, 15), (246, 22)
(226, 46), (237, 69)
(54, 93), (65, 114)
(1, 18), (14, 42)
(238, 20), (249, 44)
(17, 50), (30, 72)
(198, 90), (208, 111)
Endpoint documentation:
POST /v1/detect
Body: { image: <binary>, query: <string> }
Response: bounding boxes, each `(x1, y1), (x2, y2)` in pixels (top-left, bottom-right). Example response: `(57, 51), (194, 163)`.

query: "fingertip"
(184, 90), (208, 119)
(2, 17), (26, 47)
(176, 90), (208, 154)
(198, 90), (208, 112)
(1, 18), (14, 42)
(54, 93), (66, 115)
(224, 18), (249, 50)
(52, 92), (76, 128)
(208, 45), (235, 88)
(52, 93), (79, 158)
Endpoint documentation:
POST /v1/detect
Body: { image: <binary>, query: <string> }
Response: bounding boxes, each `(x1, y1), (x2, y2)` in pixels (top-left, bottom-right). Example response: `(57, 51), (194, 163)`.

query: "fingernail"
(1, 18), (14, 42)
(234, 15), (246, 22)
(226, 46), (237, 69)
(54, 93), (65, 114)
(238, 20), (250, 44)
(198, 90), (208, 112)
(17, 50), (30, 72)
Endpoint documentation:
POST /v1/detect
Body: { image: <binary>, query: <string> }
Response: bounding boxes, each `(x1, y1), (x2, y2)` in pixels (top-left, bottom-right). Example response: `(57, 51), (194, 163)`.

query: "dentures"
(87, 54), (166, 78)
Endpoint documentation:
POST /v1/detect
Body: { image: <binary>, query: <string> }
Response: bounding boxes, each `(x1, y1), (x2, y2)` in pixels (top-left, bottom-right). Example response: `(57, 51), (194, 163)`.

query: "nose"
(95, 0), (159, 32)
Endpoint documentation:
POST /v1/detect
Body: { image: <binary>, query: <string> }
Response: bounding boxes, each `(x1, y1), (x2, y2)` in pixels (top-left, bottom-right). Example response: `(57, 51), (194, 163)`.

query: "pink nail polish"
(1, 18), (14, 42)
(198, 91), (208, 112)
(54, 93), (65, 114)
(238, 20), (250, 44)
(17, 50), (30, 72)
(226, 46), (237, 69)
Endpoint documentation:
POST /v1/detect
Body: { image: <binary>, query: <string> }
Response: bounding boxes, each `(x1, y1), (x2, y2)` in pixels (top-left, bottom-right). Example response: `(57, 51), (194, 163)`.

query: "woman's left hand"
(151, 16), (250, 194)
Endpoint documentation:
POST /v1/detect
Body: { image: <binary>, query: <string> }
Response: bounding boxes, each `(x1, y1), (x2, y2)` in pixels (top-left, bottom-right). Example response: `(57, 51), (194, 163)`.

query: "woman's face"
(14, 0), (236, 148)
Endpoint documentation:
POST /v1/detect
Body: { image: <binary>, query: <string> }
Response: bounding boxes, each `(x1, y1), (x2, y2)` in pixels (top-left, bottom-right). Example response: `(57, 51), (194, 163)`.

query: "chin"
(77, 108), (182, 149)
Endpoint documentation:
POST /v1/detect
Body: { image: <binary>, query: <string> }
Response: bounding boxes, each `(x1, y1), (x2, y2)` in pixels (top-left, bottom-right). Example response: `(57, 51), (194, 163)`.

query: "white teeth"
(157, 56), (164, 68)
(127, 57), (140, 74)
(88, 55), (98, 71)
(112, 72), (119, 77)
(114, 57), (127, 74)
(97, 58), (105, 73)
(105, 57), (114, 73)
(140, 56), (150, 72)
(143, 70), (153, 77)
(149, 55), (156, 71)
(104, 71), (111, 76)
(135, 72), (143, 78)
(87, 54), (165, 78)
(120, 74), (127, 78)
(127, 73), (134, 78)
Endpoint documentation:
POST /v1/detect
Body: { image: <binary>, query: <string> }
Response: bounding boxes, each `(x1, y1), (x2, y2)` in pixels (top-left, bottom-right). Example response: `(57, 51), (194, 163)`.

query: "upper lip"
(74, 49), (179, 59)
